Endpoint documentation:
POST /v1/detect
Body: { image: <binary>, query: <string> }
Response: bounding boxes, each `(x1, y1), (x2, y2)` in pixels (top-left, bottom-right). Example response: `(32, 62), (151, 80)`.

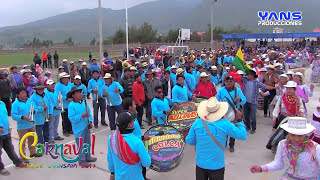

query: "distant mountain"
(0, 0), (319, 47)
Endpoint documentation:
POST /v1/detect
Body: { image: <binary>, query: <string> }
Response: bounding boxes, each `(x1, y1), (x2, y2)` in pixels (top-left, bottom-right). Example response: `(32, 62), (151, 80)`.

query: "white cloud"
(0, 0), (155, 27)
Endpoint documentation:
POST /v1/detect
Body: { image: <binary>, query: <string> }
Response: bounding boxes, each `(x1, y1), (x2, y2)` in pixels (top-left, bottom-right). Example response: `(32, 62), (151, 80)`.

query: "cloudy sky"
(0, 0), (155, 27)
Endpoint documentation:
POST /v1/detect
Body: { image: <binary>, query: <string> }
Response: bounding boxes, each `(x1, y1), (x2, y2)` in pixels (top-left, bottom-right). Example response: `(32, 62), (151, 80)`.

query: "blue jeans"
(244, 102), (257, 130)
(93, 98), (106, 126)
(36, 123), (49, 144)
(75, 128), (92, 163)
(49, 114), (60, 141)
(107, 105), (123, 130)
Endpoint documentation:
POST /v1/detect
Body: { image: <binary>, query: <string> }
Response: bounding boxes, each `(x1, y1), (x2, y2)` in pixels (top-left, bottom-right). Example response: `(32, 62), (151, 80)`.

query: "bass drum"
(144, 125), (185, 172)
(223, 107), (235, 122)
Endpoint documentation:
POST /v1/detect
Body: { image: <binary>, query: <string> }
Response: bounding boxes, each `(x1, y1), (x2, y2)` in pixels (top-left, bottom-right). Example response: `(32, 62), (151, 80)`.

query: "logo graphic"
(258, 11), (302, 26)
(20, 132), (95, 163)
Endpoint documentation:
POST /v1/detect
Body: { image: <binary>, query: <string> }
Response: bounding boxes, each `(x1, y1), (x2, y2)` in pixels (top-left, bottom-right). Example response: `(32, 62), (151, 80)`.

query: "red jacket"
(42, 53), (48, 61)
(193, 81), (217, 99)
(132, 81), (145, 105)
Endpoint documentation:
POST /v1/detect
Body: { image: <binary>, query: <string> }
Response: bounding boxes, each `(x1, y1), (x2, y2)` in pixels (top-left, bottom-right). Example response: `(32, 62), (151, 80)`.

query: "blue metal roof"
(221, 32), (320, 39)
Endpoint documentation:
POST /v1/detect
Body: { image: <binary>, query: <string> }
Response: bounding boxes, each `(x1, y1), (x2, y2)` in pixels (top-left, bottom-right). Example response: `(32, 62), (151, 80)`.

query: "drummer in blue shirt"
(107, 112), (151, 180)
(172, 75), (197, 106)
(186, 97), (247, 179)
(151, 86), (171, 125)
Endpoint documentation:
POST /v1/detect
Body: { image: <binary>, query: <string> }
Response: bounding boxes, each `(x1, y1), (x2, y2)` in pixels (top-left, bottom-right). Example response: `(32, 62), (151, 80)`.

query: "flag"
(232, 46), (251, 73)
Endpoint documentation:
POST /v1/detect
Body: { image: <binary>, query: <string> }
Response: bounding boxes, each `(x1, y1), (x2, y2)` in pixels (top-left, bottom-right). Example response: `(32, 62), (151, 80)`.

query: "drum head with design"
(144, 125), (184, 172)
(167, 102), (198, 131)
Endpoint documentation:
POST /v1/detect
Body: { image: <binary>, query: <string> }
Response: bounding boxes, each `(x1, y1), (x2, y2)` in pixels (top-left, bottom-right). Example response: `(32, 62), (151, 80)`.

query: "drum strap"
(201, 120), (225, 151)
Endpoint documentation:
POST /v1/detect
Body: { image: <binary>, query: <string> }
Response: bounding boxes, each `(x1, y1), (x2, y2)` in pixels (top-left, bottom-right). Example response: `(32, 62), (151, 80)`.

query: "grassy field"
(0, 51), (122, 67)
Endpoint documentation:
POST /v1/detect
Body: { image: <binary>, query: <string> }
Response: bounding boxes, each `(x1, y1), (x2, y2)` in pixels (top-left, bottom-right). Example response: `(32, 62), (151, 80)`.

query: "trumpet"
(29, 102), (35, 124)
(41, 98), (49, 122)
(58, 92), (64, 113)
(95, 85), (99, 103)
(104, 88), (112, 106)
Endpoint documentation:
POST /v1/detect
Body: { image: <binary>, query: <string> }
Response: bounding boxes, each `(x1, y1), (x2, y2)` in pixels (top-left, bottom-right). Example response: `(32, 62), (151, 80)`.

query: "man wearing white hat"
(262, 65), (279, 117)
(79, 62), (91, 99)
(186, 97), (247, 179)
(72, 75), (88, 98)
(62, 59), (69, 74)
(210, 66), (220, 85)
(45, 80), (64, 142)
(274, 63), (284, 75)
(77, 59), (83, 71)
(251, 117), (319, 179)
(55, 72), (73, 137)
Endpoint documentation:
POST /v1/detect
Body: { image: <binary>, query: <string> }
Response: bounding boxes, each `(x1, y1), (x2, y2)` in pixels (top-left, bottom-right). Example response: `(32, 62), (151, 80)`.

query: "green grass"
(0, 51), (106, 67)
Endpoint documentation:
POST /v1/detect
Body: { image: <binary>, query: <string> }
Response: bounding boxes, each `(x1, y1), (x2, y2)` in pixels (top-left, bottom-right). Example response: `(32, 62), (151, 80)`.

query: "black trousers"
(196, 166), (225, 180)
(264, 89), (276, 115)
(0, 133), (21, 170)
(48, 60), (52, 69)
(54, 60), (59, 68)
(136, 104), (144, 126)
(43, 60), (47, 69)
(61, 109), (72, 133)
(0, 97), (11, 115)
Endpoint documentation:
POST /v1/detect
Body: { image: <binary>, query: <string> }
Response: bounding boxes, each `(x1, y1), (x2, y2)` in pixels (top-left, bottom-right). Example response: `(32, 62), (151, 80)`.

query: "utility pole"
(211, 0), (217, 51)
(98, 0), (103, 63)
(125, 0), (129, 60)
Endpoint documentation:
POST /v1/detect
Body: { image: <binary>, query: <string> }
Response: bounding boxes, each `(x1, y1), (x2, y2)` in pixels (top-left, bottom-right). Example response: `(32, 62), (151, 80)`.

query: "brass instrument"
(179, 57), (185, 65)
(95, 85), (99, 103)
(58, 92), (64, 113)
(104, 87), (112, 106)
(83, 97), (92, 129)
(29, 102), (35, 124)
(41, 98), (49, 122)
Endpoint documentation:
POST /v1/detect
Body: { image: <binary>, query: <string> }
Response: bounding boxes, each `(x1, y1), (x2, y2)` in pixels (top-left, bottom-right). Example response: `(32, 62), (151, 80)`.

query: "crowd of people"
(0, 44), (320, 179)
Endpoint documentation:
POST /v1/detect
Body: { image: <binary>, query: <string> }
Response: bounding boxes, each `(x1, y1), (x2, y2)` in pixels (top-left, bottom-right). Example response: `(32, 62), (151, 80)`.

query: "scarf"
(282, 94), (300, 115)
(295, 86), (308, 103)
(110, 129), (140, 165)
(284, 138), (316, 174)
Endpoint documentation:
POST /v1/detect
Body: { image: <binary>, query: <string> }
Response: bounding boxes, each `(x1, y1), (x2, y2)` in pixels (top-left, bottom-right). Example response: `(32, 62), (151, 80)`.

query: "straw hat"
(280, 117), (315, 135)
(197, 97), (229, 122)
(130, 66), (137, 71)
(279, 74), (289, 80)
(62, 59), (68, 62)
(103, 73), (114, 80)
(200, 72), (210, 78)
(58, 66), (64, 70)
(82, 62), (87, 66)
(79, 59), (83, 62)
(237, 70), (245, 75)
(284, 81), (297, 88)
(286, 71), (294, 75)
(59, 72), (70, 78)
(74, 75), (81, 80)
(260, 68), (267, 72)
(266, 65), (275, 70)
(274, 63), (281, 67)
(46, 79), (55, 86)
(171, 65), (177, 69)
(142, 62), (148, 67)
(176, 68), (184, 75)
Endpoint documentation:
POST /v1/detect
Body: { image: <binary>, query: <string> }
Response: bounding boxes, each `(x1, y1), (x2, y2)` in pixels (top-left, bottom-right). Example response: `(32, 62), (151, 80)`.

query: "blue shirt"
(102, 81), (124, 106)
(185, 72), (195, 93)
(186, 118), (247, 170)
(242, 77), (266, 104)
(88, 78), (105, 102)
(170, 72), (177, 85)
(12, 72), (23, 87)
(72, 83), (88, 96)
(30, 92), (53, 125)
(68, 100), (93, 138)
(172, 84), (192, 103)
(45, 89), (61, 116)
(12, 99), (35, 130)
(0, 101), (10, 136)
(151, 97), (170, 125)
(216, 87), (246, 109)
(223, 56), (232, 65)
(107, 134), (151, 180)
(133, 119), (143, 139)
(210, 74), (220, 85)
(55, 82), (73, 109)
(90, 63), (101, 74)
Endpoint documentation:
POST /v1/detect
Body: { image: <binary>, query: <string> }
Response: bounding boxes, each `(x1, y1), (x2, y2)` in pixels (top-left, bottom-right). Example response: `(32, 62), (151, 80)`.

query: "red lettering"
(176, 141), (181, 148)
(169, 140), (175, 147)
(152, 145), (159, 151)
(72, 137), (82, 155)
(91, 134), (95, 155)
(63, 144), (72, 154)
(158, 142), (164, 148)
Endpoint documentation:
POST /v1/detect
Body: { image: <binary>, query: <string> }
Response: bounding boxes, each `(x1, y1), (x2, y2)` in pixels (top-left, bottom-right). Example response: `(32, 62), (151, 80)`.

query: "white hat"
(237, 70), (245, 75)
(264, 58), (270, 62)
(130, 54), (134, 57)
(200, 72), (210, 77)
(79, 59), (83, 62)
(58, 66), (64, 69)
(82, 62), (87, 66)
(279, 74), (289, 80)
(286, 71), (294, 75)
(135, 62), (140, 65)
(284, 81), (297, 88)
(225, 67), (230, 70)
(197, 97), (229, 122)
(171, 65), (177, 69)
(211, 66), (217, 70)
(267, 65), (275, 70)
(260, 68), (267, 72)
(74, 75), (81, 80)
(45, 70), (51, 75)
(252, 59), (256, 62)
(176, 68), (184, 75)
(59, 72), (70, 78)
(63, 59), (68, 62)
(280, 117), (315, 135)
(130, 66), (137, 71)
(103, 73), (113, 79)
(274, 63), (281, 67)
(22, 65), (29, 69)
(70, 61), (74, 64)
(46, 79), (55, 85)
(248, 61), (253, 65)
(294, 72), (304, 83)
